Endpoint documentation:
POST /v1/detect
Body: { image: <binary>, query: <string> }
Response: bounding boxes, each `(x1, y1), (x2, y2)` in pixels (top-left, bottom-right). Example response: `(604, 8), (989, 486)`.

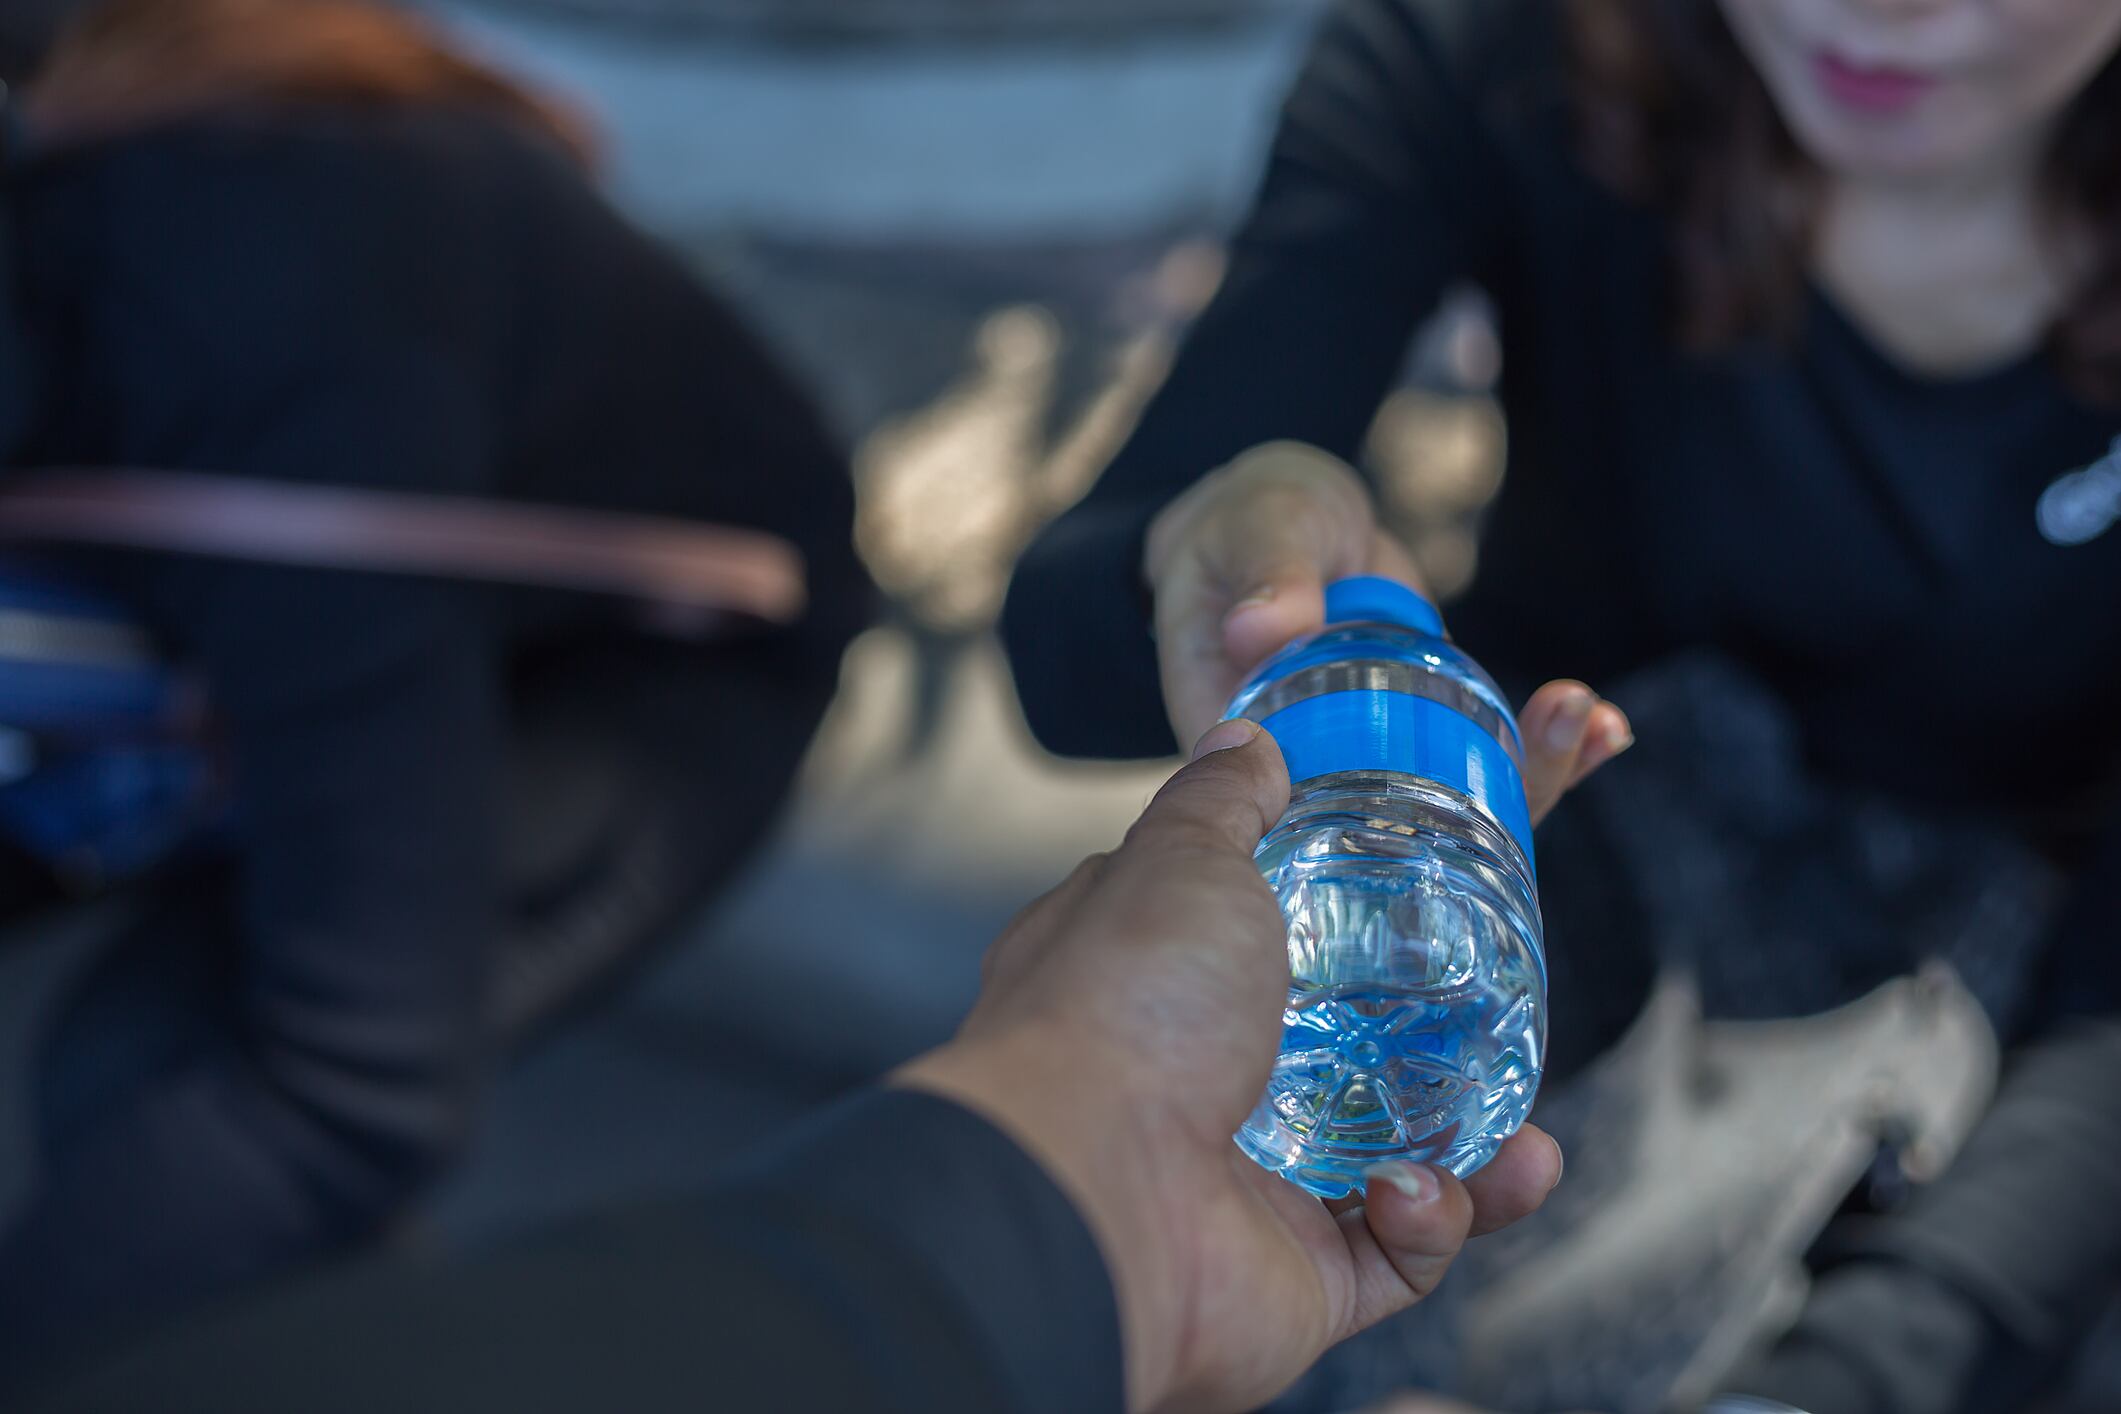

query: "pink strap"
(0, 470), (808, 626)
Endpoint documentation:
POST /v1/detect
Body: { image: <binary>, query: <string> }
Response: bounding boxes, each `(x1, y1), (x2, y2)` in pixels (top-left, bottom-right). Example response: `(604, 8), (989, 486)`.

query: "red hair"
(23, 0), (595, 165)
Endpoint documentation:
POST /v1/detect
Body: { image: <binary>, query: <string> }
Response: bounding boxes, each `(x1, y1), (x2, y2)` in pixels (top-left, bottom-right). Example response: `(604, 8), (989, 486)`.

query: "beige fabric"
(0, 469), (807, 628)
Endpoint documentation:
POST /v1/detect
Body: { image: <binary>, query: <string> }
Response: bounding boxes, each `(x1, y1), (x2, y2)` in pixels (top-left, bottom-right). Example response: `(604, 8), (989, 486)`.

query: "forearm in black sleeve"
(24, 1090), (1126, 1414)
(1001, 0), (1508, 759)
(0, 148), (515, 1367)
(0, 565), (503, 1381)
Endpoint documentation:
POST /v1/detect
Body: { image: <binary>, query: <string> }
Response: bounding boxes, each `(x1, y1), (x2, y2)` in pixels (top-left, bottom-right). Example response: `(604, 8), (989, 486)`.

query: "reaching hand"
(900, 724), (1571, 1414)
(1143, 440), (1631, 816)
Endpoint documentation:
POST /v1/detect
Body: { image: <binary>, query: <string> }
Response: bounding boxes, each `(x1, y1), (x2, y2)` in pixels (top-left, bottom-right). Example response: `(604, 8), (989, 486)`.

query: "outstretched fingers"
(1518, 682), (1632, 825)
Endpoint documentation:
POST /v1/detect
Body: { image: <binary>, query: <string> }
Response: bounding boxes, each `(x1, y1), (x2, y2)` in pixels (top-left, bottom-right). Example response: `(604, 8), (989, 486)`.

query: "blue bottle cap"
(1322, 576), (1444, 638)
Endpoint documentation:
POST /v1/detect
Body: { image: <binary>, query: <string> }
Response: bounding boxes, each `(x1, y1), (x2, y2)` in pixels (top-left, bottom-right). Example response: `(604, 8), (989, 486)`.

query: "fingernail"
(1363, 1162), (1441, 1206)
(1190, 718), (1261, 762)
(1546, 1132), (1565, 1191)
(1230, 586), (1276, 612)
(1543, 689), (1594, 753)
(1601, 724), (1635, 756)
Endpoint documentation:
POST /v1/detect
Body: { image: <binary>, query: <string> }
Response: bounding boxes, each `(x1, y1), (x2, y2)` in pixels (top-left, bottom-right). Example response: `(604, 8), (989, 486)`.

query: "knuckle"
(1233, 443), (1370, 506)
(1064, 852), (1111, 889)
(1229, 440), (1355, 485)
(1242, 500), (1372, 575)
(1146, 813), (1240, 860)
(1141, 778), (1268, 852)
(1205, 753), (1285, 832)
(1156, 446), (1377, 580)
(1245, 484), (1337, 531)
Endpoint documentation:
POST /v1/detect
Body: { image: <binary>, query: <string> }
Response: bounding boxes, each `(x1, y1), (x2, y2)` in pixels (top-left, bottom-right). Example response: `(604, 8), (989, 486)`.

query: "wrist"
(895, 1033), (1198, 1414)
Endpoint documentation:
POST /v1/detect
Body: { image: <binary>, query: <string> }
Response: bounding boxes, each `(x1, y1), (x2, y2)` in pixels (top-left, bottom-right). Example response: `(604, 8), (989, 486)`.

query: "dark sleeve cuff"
(999, 501), (1177, 761)
(718, 1087), (1127, 1414)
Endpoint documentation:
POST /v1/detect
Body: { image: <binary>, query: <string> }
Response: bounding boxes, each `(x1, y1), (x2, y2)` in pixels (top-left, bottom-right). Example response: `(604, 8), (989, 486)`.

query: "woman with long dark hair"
(1004, 1), (2121, 1410)
(0, 0), (865, 1379)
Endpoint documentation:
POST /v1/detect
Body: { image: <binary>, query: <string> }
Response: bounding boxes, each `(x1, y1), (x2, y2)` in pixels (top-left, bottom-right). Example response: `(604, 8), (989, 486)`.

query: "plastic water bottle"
(1227, 577), (1544, 1197)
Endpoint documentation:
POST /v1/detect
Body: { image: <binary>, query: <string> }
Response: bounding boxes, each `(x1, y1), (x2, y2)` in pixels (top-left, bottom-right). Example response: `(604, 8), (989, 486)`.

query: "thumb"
(1087, 721), (1293, 967)
(1115, 720), (1292, 870)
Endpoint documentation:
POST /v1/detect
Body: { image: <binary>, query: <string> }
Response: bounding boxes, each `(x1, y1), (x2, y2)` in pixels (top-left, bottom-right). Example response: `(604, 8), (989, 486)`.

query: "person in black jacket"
(0, 0), (867, 1380)
(22, 721), (1577, 1414)
(0, 0), (75, 84)
(1000, 1), (2121, 1411)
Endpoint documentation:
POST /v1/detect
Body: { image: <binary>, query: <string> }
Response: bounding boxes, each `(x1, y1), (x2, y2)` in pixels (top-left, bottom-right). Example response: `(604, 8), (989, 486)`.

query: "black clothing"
(1000, 2), (2121, 1410)
(0, 1), (72, 85)
(22, 1089), (1126, 1414)
(0, 104), (865, 1373)
(1002, 0), (2121, 837)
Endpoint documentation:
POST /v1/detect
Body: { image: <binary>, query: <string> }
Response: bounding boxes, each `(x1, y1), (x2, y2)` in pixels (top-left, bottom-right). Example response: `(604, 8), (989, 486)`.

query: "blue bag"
(0, 560), (215, 883)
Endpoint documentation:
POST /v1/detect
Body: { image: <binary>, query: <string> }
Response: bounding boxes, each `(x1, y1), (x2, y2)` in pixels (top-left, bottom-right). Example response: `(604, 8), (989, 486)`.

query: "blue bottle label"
(1257, 689), (1535, 861)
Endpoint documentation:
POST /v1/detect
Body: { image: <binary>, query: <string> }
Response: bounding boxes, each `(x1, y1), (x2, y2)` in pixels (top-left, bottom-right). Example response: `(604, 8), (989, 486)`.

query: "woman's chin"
(1779, 94), (2000, 186)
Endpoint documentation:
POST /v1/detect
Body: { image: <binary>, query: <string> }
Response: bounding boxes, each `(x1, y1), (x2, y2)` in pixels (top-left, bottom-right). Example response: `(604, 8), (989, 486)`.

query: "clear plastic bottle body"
(1226, 607), (1546, 1198)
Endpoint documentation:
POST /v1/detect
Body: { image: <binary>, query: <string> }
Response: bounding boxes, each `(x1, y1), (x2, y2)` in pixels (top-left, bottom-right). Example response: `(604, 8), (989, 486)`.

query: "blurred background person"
(1001, 0), (2121, 1411)
(0, 0), (865, 1380)
(0, 1), (76, 82)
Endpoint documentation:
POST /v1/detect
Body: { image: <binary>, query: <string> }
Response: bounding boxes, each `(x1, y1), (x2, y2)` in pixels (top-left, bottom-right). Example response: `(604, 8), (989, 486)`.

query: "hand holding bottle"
(901, 716), (1616, 1413)
(1144, 440), (1631, 818)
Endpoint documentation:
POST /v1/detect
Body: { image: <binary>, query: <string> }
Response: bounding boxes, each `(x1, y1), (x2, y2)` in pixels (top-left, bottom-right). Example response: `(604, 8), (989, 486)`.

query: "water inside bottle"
(1235, 776), (1544, 1197)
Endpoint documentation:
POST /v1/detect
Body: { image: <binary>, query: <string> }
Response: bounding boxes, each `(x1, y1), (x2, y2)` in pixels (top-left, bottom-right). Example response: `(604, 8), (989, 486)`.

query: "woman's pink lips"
(1814, 50), (1938, 115)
